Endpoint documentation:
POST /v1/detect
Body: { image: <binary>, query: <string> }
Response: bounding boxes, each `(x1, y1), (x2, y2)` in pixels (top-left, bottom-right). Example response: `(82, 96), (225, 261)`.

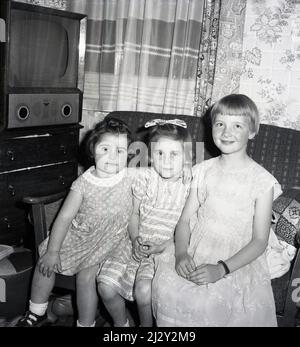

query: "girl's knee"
(77, 266), (98, 286)
(98, 282), (118, 301)
(135, 280), (151, 301)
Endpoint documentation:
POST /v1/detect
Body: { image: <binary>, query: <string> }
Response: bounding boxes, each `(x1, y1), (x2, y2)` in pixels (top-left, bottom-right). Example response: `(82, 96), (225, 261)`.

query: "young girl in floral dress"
(17, 118), (134, 327)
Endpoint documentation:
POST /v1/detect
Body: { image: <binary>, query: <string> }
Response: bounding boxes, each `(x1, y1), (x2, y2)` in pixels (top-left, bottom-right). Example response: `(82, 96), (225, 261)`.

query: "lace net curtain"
(66, 0), (220, 116)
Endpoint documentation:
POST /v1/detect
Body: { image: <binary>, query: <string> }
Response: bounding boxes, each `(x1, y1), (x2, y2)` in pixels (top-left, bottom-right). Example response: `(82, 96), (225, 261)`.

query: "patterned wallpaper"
(239, 0), (300, 130)
(213, 0), (300, 131)
(17, 0), (300, 130)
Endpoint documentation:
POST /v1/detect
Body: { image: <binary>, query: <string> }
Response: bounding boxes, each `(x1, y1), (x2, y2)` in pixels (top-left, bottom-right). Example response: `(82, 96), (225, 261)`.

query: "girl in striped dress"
(97, 119), (192, 327)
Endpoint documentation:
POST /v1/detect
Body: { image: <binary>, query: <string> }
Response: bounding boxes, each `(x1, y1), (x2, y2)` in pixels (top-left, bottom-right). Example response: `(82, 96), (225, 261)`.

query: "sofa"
(105, 110), (300, 327)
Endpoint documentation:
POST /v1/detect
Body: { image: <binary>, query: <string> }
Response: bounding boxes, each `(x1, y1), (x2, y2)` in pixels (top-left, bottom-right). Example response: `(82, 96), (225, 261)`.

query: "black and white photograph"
(0, 0), (299, 336)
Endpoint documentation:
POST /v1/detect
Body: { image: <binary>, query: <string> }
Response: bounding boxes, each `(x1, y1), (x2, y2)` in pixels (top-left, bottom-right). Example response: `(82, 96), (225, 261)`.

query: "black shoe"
(16, 311), (48, 327)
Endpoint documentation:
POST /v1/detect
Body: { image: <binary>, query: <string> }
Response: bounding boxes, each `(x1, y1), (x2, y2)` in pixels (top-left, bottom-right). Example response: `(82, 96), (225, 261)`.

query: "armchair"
(23, 191), (76, 290)
(22, 191), (76, 325)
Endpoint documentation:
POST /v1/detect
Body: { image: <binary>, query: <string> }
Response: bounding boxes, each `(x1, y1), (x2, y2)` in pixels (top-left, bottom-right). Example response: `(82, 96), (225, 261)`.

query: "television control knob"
(2, 217), (11, 230)
(59, 175), (66, 186)
(17, 105), (30, 120)
(61, 104), (72, 118)
(7, 150), (15, 161)
(8, 184), (16, 197)
(59, 145), (67, 155)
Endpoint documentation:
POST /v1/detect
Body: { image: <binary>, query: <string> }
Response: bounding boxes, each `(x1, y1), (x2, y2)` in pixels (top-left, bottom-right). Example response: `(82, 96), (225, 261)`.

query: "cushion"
(272, 188), (300, 247)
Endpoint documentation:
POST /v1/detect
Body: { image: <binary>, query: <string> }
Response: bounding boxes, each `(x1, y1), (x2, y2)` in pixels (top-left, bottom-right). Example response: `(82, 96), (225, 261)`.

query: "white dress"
(152, 157), (279, 327)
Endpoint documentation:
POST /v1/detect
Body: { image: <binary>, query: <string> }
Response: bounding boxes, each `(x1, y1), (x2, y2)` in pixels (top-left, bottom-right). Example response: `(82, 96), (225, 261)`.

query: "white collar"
(83, 166), (126, 187)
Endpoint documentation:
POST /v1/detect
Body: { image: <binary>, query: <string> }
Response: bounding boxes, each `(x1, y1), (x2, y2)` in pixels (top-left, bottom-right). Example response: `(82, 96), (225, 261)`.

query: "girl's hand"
(187, 263), (224, 285)
(175, 253), (196, 278)
(132, 236), (148, 261)
(38, 251), (62, 278)
(182, 165), (192, 185)
(141, 241), (163, 256)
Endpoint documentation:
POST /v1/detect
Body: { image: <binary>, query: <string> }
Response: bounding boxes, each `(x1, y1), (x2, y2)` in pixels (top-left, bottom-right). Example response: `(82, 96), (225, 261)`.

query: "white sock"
(77, 320), (96, 327)
(29, 300), (48, 316)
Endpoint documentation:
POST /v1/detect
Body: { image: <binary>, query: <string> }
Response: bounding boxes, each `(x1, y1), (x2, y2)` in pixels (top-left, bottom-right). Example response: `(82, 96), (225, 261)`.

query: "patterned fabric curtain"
(194, 0), (221, 116)
(66, 0), (220, 116)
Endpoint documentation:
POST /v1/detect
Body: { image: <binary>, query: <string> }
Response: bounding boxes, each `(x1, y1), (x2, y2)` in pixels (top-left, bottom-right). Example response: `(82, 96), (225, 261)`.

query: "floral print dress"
(39, 167), (133, 276)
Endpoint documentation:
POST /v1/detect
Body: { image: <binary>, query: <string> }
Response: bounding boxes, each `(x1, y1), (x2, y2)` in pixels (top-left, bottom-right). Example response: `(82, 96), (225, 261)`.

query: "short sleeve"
(132, 168), (149, 200)
(70, 173), (86, 196)
(273, 181), (283, 200)
(254, 167), (282, 201)
(191, 161), (211, 204)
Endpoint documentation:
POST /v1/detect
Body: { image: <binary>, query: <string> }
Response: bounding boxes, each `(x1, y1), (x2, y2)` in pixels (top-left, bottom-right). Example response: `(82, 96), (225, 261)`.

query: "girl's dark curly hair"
(86, 117), (133, 159)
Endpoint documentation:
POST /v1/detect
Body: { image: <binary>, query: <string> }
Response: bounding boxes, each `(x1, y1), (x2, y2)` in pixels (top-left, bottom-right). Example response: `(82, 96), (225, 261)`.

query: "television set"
(0, 0), (86, 130)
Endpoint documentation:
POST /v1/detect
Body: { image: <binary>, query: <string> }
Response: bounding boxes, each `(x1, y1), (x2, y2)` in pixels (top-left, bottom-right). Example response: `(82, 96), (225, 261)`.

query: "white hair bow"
(144, 118), (187, 129)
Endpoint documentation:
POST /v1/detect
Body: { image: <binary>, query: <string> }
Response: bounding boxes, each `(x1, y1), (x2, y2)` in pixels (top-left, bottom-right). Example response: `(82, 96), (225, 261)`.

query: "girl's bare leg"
(76, 265), (99, 326)
(135, 279), (153, 327)
(30, 265), (55, 303)
(98, 282), (128, 327)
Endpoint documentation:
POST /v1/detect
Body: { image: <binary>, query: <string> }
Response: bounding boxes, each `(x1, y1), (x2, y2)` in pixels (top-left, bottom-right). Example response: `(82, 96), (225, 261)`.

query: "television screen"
(9, 8), (80, 88)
